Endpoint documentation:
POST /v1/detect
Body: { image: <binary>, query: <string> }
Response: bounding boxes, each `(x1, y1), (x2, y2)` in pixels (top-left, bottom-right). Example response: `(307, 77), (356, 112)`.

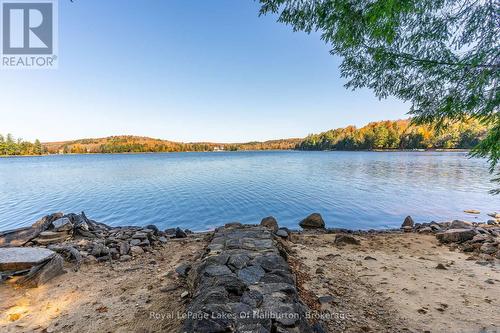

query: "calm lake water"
(0, 151), (498, 232)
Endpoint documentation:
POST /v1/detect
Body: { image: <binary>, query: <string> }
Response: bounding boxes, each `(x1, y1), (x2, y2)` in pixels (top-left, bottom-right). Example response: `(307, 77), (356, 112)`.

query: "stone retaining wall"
(183, 224), (312, 333)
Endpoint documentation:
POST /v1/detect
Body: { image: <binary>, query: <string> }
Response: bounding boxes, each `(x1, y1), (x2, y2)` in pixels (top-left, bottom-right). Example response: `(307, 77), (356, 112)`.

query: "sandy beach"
(0, 236), (208, 333)
(288, 232), (500, 332)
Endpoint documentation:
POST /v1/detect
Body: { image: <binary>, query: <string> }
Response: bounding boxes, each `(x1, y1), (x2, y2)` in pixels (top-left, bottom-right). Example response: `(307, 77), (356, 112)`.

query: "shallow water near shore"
(0, 151), (497, 231)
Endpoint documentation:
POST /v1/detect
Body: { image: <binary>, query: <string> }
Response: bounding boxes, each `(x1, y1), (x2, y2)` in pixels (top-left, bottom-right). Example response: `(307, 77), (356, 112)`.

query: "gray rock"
(158, 236), (168, 243)
(436, 229), (476, 243)
(334, 234), (360, 245)
(85, 255), (98, 264)
(164, 228), (176, 235)
(224, 222), (243, 228)
(237, 265), (265, 284)
(204, 264), (232, 277)
(52, 217), (73, 232)
(91, 243), (109, 257)
(260, 270), (295, 284)
(175, 263), (191, 277)
(260, 216), (278, 232)
(130, 246), (144, 256)
(251, 253), (289, 272)
(119, 242), (130, 255)
(130, 239), (141, 246)
(299, 213), (325, 229)
(418, 227), (433, 233)
(430, 222), (442, 231)
(471, 234), (489, 243)
(16, 253), (65, 288)
(33, 230), (71, 245)
(401, 216), (414, 228)
(97, 255), (111, 263)
(0, 247), (56, 271)
(120, 255), (131, 262)
(109, 247), (120, 260)
(175, 227), (187, 238)
(132, 232), (148, 240)
(450, 220), (473, 229)
(145, 224), (159, 235)
(228, 253), (250, 270)
(275, 228), (289, 239)
(0, 213), (62, 247)
(241, 290), (263, 307)
(480, 243), (497, 255)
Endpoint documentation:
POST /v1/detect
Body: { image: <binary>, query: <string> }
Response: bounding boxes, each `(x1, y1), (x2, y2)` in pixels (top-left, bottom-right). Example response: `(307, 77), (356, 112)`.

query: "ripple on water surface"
(0, 151), (497, 231)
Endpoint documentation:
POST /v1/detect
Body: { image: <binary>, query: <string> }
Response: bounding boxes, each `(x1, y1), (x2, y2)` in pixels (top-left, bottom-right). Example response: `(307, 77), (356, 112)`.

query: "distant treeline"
(297, 119), (489, 151)
(0, 134), (44, 156)
(1, 119), (489, 156)
(40, 136), (301, 155)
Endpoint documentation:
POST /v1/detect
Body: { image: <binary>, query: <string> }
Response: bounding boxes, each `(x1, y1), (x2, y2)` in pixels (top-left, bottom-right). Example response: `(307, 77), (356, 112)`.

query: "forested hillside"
(1, 119), (489, 156)
(40, 136), (300, 154)
(297, 119), (489, 151)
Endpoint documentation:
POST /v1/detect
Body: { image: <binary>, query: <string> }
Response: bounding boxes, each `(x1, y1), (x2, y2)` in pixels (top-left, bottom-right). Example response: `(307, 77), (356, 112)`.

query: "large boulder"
(0, 247), (65, 287)
(450, 220), (473, 229)
(436, 229), (476, 243)
(299, 213), (325, 229)
(0, 247), (56, 271)
(260, 216), (278, 232)
(401, 216), (414, 229)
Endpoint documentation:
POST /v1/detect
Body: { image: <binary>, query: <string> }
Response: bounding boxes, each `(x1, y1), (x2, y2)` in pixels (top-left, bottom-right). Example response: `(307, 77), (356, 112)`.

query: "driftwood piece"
(0, 213), (63, 248)
(48, 245), (83, 271)
(16, 254), (65, 288)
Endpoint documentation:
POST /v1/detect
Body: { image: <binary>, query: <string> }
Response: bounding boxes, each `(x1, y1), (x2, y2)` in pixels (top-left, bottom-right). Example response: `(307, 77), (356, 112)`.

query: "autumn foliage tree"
(259, 0), (499, 192)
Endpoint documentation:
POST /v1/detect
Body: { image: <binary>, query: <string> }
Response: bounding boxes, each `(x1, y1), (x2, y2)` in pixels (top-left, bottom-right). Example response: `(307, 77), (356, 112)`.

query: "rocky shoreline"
(1, 210), (499, 286)
(1, 210), (499, 332)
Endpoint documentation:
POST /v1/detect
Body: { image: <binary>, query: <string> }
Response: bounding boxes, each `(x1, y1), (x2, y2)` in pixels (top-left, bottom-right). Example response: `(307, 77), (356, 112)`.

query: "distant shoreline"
(0, 148), (473, 158)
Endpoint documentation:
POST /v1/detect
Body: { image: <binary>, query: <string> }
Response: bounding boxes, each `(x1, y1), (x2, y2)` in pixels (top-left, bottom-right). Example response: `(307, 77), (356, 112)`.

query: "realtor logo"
(1, 0), (58, 69)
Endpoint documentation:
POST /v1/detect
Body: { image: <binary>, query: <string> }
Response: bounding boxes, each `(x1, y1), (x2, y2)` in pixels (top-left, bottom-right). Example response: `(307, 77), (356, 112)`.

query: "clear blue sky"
(1, 0), (409, 143)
